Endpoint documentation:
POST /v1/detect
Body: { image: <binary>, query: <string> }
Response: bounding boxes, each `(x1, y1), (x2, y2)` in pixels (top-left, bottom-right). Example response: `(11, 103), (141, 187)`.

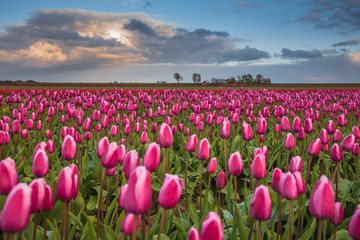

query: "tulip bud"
(293, 171), (306, 194)
(341, 134), (355, 152)
(216, 171), (226, 189)
(353, 126), (360, 139)
(29, 178), (46, 213)
(40, 184), (54, 211)
(348, 205), (360, 239)
(197, 138), (210, 160)
(308, 175), (335, 219)
(272, 168), (283, 193)
(124, 124), (131, 136)
(56, 164), (79, 202)
(159, 123), (173, 148)
(304, 118), (313, 133)
(124, 166), (152, 214)
(186, 134), (198, 152)
(97, 137), (109, 158)
(118, 184), (128, 209)
(140, 131), (148, 144)
(188, 227), (200, 240)
(0, 158), (18, 195)
(289, 156), (302, 173)
(121, 213), (141, 236)
(21, 129), (28, 139)
(280, 117), (290, 132)
(242, 122), (253, 141)
(308, 138), (321, 157)
(45, 129), (52, 139)
(292, 117), (302, 133)
(284, 133), (295, 149)
(207, 157), (217, 173)
(101, 142), (120, 169)
(326, 120), (335, 135)
(62, 135), (76, 160)
(32, 149), (49, 177)
(0, 183), (32, 233)
(158, 174), (183, 209)
(330, 144), (343, 162)
(251, 153), (266, 179)
(11, 120), (20, 133)
(319, 129), (329, 145)
(353, 143), (360, 156)
(220, 118), (230, 139)
(337, 114), (346, 127)
(143, 142), (160, 172)
(250, 185), (272, 221)
(279, 172), (298, 200)
(255, 117), (267, 135)
(330, 202), (343, 226)
(123, 150), (140, 179)
(333, 129), (342, 142)
(201, 211), (223, 240)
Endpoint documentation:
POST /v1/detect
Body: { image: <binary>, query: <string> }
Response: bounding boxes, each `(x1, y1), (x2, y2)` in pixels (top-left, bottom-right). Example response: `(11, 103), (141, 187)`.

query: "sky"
(0, 0), (359, 84)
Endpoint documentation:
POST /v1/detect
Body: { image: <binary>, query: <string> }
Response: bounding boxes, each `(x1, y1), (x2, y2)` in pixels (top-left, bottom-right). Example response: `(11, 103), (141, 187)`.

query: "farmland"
(0, 86), (360, 240)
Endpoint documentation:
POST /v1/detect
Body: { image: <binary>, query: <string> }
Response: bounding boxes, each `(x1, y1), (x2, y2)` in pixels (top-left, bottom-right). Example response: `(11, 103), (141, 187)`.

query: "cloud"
(333, 38), (360, 47)
(279, 48), (323, 59)
(234, 1), (262, 8)
(348, 51), (360, 63)
(0, 9), (269, 74)
(299, 0), (360, 33)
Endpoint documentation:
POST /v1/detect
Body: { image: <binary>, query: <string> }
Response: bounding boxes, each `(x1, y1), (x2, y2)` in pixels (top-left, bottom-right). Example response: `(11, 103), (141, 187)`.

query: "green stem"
(132, 214), (138, 240)
(185, 152), (190, 209)
(33, 212), (38, 240)
(199, 161), (204, 219)
(157, 210), (166, 240)
(317, 219), (323, 240)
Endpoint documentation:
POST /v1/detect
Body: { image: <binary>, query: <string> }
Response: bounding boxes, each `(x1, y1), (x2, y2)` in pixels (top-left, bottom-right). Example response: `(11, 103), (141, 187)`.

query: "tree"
(192, 73), (201, 84)
(173, 73), (183, 84)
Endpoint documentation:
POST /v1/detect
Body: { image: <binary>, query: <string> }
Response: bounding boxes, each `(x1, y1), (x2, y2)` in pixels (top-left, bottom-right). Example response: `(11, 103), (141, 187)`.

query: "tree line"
(173, 73), (271, 85)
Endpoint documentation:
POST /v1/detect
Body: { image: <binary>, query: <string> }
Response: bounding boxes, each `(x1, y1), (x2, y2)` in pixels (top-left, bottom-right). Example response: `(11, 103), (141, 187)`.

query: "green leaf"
(152, 234), (171, 240)
(68, 211), (84, 232)
(300, 218), (316, 240)
(234, 204), (247, 240)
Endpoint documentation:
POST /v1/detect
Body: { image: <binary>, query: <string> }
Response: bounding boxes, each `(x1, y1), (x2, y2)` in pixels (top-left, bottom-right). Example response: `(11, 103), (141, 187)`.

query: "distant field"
(0, 82), (359, 90)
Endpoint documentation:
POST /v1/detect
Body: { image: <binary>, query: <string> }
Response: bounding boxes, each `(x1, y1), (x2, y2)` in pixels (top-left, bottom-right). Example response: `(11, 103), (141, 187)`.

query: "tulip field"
(1, 87), (360, 240)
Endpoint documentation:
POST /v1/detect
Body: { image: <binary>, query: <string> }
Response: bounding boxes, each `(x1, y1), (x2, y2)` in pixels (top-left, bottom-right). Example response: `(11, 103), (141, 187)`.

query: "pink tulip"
(326, 120), (335, 134)
(348, 205), (360, 239)
(158, 174), (183, 209)
(159, 123), (173, 148)
(0, 158), (18, 195)
(124, 124), (131, 136)
(46, 140), (55, 153)
(143, 142), (161, 172)
(296, 127), (305, 140)
(21, 129), (28, 139)
(197, 138), (210, 161)
(40, 184), (54, 211)
(186, 134), (198, 152)
(280, 117), (290, 132)
(320, 129), (329, 145)
(292, 117), (302, 133)
(123, 150), (140, 179)
(284, 133), (295, 149)
(101, 142), (120, 168)
(124, 166), (152, 214)
(29, 178), (46, 213)
(228, 152), (243, 176)
(121, 213), (141, 236)
(110, 125), (118, 137)
(293, 171), (306, 194)
(251, 153), (266, 179)
(333, 129), (342, 142)
(11, 120), (20, 133)
(279, 172), (298, 200)
(353, 143), (360, 156)
(341, 134), (355, 152)
(62, 135), (76, 161)
(82, 117), (91, 131)
(207, 157), (217, 173)
(45, 130), (52, 139)
(308, 175), (335, 219)
(272, 168), (282, 193)
(0, 183), (32, 233)
(337, 114), (346, 127)
(250, 185), (272, 221)
(140, 131), (148, 144)
(32, 149), (49, 177)
(255, 117), (267, 135)
(330, 202), (343, 226)
(97, 137), (109, 158)
(242, 122), (253, 141)
(353, 126), (360, 139)
(56, 164), (79, 202)
(201, 211), (223, 240)
(188, 227), (200, 240)
(304, 118), (313, 133)
(216, 171), (226, 189)
(308, 138), (321, 157)
(118, 184), (128, 209)
(220, 118), (230, 139)
(330, 144), (343, 162)
(289, 156), (302, 173)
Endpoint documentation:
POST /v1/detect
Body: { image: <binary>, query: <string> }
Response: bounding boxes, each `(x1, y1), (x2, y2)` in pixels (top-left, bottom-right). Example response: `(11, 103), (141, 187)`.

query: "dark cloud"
(299, 0), (360, 33)
(333, 38), (360, 47)
(143, 1), (152, 8)
(123, 19), (156, 36)
(280, 48), (323, 59)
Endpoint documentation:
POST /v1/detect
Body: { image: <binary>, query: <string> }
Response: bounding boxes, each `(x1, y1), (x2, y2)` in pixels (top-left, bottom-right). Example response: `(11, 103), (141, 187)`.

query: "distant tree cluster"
(192, 73), (201, 84)
(210, 73), (271, 85)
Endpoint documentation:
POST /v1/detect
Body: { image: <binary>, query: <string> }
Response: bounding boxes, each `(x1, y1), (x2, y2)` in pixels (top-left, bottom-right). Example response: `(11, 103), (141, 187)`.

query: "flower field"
(0, 87), (360, 240)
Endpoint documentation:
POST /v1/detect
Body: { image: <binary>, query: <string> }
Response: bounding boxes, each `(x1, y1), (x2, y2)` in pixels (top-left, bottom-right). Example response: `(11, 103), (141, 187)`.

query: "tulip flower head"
(250, 185), (272, 221)
(159, 123), (173, 148)
(348, 205), (360, 239)
(330, 202), (343, 226)
(188, 227), (200, 240)
(228, 152), (243, 176)
(216, 171), (226, 189)
(201, 211), (223, 240)
(121, 213), (141, 236)
(197, 138), (210, 161)
(56, 164), (79, 202)
(186, 134), (198, 152)
(0, 158), (18, 195)
(158, 174), (183, 209)
(207, 157), (217, 173)
(308, 175), (335, 219)
(143, 142), (161, 172)
(62, 135), (76, 161)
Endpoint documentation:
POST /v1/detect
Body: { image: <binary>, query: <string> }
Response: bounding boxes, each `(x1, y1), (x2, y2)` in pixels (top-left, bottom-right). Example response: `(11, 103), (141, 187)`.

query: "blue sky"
(0, 0), (359, 83)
